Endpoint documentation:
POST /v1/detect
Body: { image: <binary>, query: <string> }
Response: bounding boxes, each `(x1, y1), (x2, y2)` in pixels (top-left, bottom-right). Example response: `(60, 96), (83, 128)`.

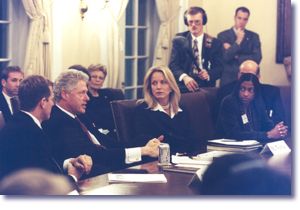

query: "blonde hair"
(87, 64), (107, 77)
(143, 66), (181, 114)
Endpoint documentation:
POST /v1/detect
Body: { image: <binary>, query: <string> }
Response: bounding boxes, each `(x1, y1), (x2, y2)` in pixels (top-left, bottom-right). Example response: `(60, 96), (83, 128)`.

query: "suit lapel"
(0, 92), (12, 121)
(18, 112), (65, 174)
(186, 33), (194, 56)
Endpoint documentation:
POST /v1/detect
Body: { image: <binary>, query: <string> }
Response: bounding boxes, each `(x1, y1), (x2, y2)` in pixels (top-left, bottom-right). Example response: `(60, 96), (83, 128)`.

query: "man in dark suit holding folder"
(169, 7), (223, 93)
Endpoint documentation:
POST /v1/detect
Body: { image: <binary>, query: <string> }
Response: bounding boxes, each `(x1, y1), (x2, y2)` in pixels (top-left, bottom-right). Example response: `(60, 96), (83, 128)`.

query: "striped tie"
(193, 39), (200, 74)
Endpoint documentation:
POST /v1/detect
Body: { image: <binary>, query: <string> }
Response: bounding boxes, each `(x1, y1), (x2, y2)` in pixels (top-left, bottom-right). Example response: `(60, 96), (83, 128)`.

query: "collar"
(151, 103), (182, 119)
(2, 91), (12, 103)
(56, 104), (76, 119)
(191, 33), (204, 43)
(233, 27), (246, 34)
(22, 110), (42, 129)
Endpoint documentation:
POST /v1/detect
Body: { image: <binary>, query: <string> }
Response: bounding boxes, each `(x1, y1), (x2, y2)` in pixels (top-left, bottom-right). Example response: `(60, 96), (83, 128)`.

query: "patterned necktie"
(75, 116), (106, 149)
(10, 97), (20, 114)
(193, 39), (200, 74)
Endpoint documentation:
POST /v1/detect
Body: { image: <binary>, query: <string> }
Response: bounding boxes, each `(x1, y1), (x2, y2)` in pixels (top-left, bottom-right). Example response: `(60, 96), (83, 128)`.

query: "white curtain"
(153, 0), (180, 66)
(22, 0), (52, 78)
(103, 0), (128, 88)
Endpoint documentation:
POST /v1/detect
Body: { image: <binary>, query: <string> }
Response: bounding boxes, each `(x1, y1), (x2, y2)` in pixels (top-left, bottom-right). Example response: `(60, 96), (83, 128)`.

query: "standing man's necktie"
(193, 39), (200, 75)
(10, 97), (20, 114)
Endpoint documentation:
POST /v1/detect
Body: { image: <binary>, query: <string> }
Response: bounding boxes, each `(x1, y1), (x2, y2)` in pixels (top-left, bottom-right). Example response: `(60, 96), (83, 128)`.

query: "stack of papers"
(172, 155), (212, 165)
(108, 173), (167, 183)
(207, 139), (263, 152)
(192, 150), (235, 161)
(160, 155), (212, 174)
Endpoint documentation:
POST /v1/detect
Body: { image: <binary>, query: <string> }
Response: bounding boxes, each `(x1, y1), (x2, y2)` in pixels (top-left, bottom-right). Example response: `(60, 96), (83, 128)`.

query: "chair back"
(180, 87), (218, 150)
(101, 88), (125, 100)
(110, 99), (138, 144)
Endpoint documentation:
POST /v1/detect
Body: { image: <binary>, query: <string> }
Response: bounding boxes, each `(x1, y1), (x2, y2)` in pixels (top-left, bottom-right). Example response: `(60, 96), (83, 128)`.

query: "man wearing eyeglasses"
(169, 6), (223, 93)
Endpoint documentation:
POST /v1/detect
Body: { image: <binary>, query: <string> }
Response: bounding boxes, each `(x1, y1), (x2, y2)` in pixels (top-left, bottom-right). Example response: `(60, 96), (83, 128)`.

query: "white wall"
(51, 0), (108, 81)
(187, 0), (290, 86)
(50, 0), (290, 86)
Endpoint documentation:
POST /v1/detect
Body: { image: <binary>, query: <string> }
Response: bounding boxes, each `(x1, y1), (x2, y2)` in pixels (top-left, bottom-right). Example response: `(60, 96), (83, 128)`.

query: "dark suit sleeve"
(43, 111), (126, 174)
(131, 104), (156, 147)
(262, 85), (286, 124)
(169, 37), (190, 80)
(217, 31), (240, 62)
(217, 30), (262, 64)
(237, 33), (262, 64)
(207, 38), (223, 81)
(217, 96), (269, 141)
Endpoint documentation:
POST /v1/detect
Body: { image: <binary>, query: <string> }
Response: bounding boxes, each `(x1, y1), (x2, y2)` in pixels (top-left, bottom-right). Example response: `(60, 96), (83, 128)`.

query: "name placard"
(260, 140), (291, 155)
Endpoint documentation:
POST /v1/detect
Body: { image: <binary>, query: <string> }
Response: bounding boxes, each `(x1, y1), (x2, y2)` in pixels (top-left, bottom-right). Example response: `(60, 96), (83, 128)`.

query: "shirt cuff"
(63, 158), (72, 170)
(179, 73), (188, 82)
(69, 174), (78, 182)
(63, 158), (78, 182)
(125, 147), (142, 164)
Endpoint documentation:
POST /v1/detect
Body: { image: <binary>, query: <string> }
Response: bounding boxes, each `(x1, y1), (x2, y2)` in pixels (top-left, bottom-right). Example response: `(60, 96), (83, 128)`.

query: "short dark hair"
(19, 75), (52, 112)
(68, 64), (90, 80)
(184, 7), (207, 25)
(235, 6), (250, 16)
(0, 66), (23, 81)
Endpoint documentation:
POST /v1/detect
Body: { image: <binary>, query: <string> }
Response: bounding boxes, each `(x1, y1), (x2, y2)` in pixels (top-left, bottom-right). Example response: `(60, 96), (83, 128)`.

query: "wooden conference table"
(77, 152), (292, 195)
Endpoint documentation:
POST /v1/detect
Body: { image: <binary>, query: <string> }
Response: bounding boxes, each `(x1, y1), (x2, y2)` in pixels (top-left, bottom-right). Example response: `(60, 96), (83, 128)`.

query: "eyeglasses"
(188, 20), (202, 26)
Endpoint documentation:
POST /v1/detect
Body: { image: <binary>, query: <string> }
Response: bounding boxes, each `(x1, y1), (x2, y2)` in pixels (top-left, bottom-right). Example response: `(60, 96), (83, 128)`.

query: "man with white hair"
(0, 75), (92, 182)
(43, 70), (162, 176)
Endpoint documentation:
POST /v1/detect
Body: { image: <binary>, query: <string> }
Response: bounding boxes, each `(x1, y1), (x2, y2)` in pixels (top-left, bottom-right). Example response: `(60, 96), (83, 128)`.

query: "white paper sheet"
(108, 173), (167, 183)
(172, 155), (211, 165)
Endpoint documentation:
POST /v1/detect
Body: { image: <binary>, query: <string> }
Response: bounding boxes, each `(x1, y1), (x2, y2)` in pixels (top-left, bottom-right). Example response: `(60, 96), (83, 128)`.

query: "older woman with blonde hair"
(132, 66), (197, 155)
(83, 64), (118, 138)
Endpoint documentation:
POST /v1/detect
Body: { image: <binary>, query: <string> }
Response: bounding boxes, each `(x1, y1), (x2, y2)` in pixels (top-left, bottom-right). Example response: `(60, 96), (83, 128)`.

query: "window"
(123, 0), (159, 99)
(0, 0), (11, 73)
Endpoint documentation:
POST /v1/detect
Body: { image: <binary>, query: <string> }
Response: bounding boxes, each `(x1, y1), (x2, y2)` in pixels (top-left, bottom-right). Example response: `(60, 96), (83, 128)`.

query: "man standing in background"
(217, 6), (262, 86)
(169, 7), (223, 92)
(0, 66), (24, 123)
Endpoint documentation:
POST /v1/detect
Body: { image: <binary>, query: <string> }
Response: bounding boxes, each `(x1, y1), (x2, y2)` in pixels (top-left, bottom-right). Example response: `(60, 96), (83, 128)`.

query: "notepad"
(108, 173), (167, 183)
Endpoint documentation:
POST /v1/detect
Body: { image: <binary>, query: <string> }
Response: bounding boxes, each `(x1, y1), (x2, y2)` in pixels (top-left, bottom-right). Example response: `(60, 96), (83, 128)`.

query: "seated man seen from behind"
(199, 153), (291, 195)
(0, 75), (92, 183)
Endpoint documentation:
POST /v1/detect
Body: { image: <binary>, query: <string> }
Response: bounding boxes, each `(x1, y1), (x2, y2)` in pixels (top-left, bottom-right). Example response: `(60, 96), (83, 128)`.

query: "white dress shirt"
(179, 34), (204, 82)
(56, 104), (142, 164)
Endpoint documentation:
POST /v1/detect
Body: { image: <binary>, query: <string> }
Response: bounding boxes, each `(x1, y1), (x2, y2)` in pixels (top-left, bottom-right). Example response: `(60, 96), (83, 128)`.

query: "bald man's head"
(238, 60), (260, 79)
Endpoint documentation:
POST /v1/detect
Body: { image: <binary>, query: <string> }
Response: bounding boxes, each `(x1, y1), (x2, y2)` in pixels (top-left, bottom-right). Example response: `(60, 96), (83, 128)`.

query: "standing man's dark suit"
(169, 31), (223, 92)
(218, 22), (262, 86)
(43, 106), (126, 176)
(217, 28), (262, 86)
(0, 112), (62, 179)
(0, 92), (12, 123)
